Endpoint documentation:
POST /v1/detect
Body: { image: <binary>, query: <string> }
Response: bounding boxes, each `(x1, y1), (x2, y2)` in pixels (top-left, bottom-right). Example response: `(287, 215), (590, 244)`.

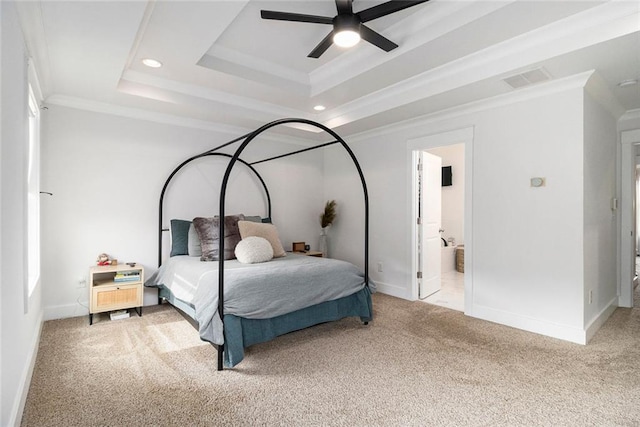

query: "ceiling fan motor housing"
(333, 14), (361, 32)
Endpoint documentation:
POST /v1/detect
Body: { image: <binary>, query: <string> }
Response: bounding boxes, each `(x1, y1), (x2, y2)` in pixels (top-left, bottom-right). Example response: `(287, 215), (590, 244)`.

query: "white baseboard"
(9, 310), (44, 427)
(375, 280), (413, 300)
(468, 303), (587, 344)
(44, 303), (88, 321)
(585, 297), (618, 343)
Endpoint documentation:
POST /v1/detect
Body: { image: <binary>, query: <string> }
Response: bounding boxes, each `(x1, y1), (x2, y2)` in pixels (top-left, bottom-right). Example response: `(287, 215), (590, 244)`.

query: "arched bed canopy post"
(158, 152), (272, 267)
(217, 118), (370, 370)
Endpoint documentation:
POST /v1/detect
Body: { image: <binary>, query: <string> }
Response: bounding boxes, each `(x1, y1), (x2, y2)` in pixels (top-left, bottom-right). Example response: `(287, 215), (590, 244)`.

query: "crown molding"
(322, 0), (639, 132)
(201, 45), (310, 88)
(44, 94), (313, 146)
(348, 71), (593, 143)
(119, 70), (305, 119)
(46, 94), (249, 134)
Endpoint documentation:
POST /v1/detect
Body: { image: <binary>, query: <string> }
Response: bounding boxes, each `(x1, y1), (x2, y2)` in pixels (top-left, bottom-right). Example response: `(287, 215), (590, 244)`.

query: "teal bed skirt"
(156, 285), (373, 368)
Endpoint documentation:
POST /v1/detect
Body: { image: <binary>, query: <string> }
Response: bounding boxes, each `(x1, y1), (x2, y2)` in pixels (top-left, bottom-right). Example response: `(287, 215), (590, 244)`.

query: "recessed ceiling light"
(618, 79), (638, 88)
(314, 105), (326, 111)
(142, 58), (163, 68)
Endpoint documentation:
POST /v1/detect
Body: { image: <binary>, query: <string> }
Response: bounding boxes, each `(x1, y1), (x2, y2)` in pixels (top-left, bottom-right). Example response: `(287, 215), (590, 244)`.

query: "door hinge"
(417, 271), (423, 279)
(417, 163), (423, 171)
(417, 217), (422, 225)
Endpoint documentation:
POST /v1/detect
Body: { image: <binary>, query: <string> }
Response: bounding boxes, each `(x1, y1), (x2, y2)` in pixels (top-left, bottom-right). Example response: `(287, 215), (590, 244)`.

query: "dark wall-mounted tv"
(442, 166), (452, 187)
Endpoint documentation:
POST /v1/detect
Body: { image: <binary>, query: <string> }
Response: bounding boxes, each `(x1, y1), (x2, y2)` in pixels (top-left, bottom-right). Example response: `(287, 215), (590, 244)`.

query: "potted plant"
(319, 200), (336, 257)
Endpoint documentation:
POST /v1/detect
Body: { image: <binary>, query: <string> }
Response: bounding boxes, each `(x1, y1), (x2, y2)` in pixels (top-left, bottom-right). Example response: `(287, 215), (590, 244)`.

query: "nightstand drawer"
(91, 283), (142, 313)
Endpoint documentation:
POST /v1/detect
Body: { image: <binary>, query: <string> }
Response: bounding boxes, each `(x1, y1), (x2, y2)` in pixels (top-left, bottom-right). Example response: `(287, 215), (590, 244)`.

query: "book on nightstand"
(110, 310), (130, 320)
(113, 272), (140, 282)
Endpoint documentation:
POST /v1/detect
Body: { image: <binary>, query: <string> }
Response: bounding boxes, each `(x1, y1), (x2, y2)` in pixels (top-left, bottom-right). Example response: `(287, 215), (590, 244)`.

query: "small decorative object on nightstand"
(89, 263), (144, 325)
(292, 242), (306, 252)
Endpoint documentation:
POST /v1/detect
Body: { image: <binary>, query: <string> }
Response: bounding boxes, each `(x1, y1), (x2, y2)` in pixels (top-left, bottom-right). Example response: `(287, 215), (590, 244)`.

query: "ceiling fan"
(260, 0), (430, 58)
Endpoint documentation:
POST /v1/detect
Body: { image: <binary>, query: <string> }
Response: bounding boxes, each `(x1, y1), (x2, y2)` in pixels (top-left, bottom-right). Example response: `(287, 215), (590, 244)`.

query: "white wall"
(427, 143), (465, 246)
(1, 2), (44, 425)
(583, 91), (618, 336)
(41, 105), (324, 320)
(326, 79), (592, 343)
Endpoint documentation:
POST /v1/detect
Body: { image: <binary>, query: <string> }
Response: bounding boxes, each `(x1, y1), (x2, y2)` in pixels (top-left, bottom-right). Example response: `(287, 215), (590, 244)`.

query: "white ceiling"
(17, 0), (640, 142)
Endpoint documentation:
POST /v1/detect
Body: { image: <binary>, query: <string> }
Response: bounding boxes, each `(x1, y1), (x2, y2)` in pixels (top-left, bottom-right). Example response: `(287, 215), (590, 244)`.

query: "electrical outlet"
(377, 262), (383, 273)
(588, 290), (593, 304)
(78, 277), (87, 288)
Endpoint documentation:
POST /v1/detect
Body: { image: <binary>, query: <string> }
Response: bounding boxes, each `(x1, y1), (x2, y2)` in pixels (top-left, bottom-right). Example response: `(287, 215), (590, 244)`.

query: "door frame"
(618, 129), (640, 307)
(407, 127), (474, 313)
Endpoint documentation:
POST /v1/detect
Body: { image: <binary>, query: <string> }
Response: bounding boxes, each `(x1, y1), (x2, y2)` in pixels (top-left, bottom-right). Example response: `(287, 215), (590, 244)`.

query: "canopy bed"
(145, 118), (372, 370)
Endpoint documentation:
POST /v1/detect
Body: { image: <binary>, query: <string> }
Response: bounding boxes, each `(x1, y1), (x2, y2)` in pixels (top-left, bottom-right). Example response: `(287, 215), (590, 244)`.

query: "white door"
(418, 151), (442, 299)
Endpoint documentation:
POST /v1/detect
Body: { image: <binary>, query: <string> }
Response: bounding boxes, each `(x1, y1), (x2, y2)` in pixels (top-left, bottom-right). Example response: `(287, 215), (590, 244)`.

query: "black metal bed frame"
(157, 118), (369, 371)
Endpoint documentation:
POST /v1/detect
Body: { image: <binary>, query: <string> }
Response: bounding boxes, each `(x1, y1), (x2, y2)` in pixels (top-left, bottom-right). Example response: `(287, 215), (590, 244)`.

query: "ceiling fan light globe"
(334, 30), (360, 48)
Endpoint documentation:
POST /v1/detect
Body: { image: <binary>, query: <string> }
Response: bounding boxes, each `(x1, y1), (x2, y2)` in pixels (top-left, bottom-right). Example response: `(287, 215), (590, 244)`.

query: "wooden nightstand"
(89, 263), (144, 325)
(291, 251), (324, 257)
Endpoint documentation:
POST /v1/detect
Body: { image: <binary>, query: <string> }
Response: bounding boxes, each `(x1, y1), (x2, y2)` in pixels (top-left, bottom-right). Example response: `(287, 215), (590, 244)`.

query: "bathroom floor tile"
(421, 271), (464, 312)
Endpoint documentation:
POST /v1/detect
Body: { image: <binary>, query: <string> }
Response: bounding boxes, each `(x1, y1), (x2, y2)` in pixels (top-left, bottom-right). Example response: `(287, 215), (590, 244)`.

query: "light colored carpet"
(22, 291), (640, 426)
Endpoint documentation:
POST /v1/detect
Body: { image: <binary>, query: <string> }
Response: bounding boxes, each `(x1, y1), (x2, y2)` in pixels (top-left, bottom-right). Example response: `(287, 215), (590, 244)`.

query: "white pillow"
(188, 223), (202, 257)
(234, 236), (274, 264)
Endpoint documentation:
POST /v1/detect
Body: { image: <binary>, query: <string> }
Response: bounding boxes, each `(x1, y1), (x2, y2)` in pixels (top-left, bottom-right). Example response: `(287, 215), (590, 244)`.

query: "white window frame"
(26, 83), (41, 302)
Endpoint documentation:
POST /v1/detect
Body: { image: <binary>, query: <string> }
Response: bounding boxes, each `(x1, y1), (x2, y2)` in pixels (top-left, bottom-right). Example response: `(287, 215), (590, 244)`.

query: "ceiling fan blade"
(308, 31), (335, 58)
(360, 25), (398, 52)
(335, 0), (353, 15)
(261, 10), (333, 25)
(357, 0), (430, 23)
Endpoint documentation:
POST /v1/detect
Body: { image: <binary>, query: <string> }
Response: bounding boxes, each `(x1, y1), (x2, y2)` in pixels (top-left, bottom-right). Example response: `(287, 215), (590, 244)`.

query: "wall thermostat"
(530, 177), (545, 187)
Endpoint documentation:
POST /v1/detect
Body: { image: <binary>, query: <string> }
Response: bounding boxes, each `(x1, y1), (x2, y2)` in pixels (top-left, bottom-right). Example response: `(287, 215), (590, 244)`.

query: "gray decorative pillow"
(244, 215), (262, 223)
(187, 223), (202, 257)
(192, 214), (245, 261)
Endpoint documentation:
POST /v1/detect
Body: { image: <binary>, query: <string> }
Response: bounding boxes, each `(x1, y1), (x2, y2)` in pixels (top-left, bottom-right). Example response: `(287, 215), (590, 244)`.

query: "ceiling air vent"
(503, 68), (551, 89)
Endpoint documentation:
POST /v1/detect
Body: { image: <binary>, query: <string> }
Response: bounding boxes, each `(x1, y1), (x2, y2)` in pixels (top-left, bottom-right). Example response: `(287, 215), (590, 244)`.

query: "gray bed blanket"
(145, 253), (374, 345)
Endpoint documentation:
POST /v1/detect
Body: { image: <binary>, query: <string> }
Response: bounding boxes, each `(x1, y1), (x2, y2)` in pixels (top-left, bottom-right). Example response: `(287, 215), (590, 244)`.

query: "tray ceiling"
(17, 0), (640, 141)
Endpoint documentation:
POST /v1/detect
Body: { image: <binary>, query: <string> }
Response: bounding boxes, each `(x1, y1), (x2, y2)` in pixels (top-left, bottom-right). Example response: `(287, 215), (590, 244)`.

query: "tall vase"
(319, 227), (329, 258)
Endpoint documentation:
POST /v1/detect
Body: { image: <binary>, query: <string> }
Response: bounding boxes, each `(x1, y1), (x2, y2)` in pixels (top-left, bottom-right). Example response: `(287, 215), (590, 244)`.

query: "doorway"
(619, 129), (640, 308)
(636, 163), (640, 264)
(415, 144), (466, 311)
(408, 127), (473, 313)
